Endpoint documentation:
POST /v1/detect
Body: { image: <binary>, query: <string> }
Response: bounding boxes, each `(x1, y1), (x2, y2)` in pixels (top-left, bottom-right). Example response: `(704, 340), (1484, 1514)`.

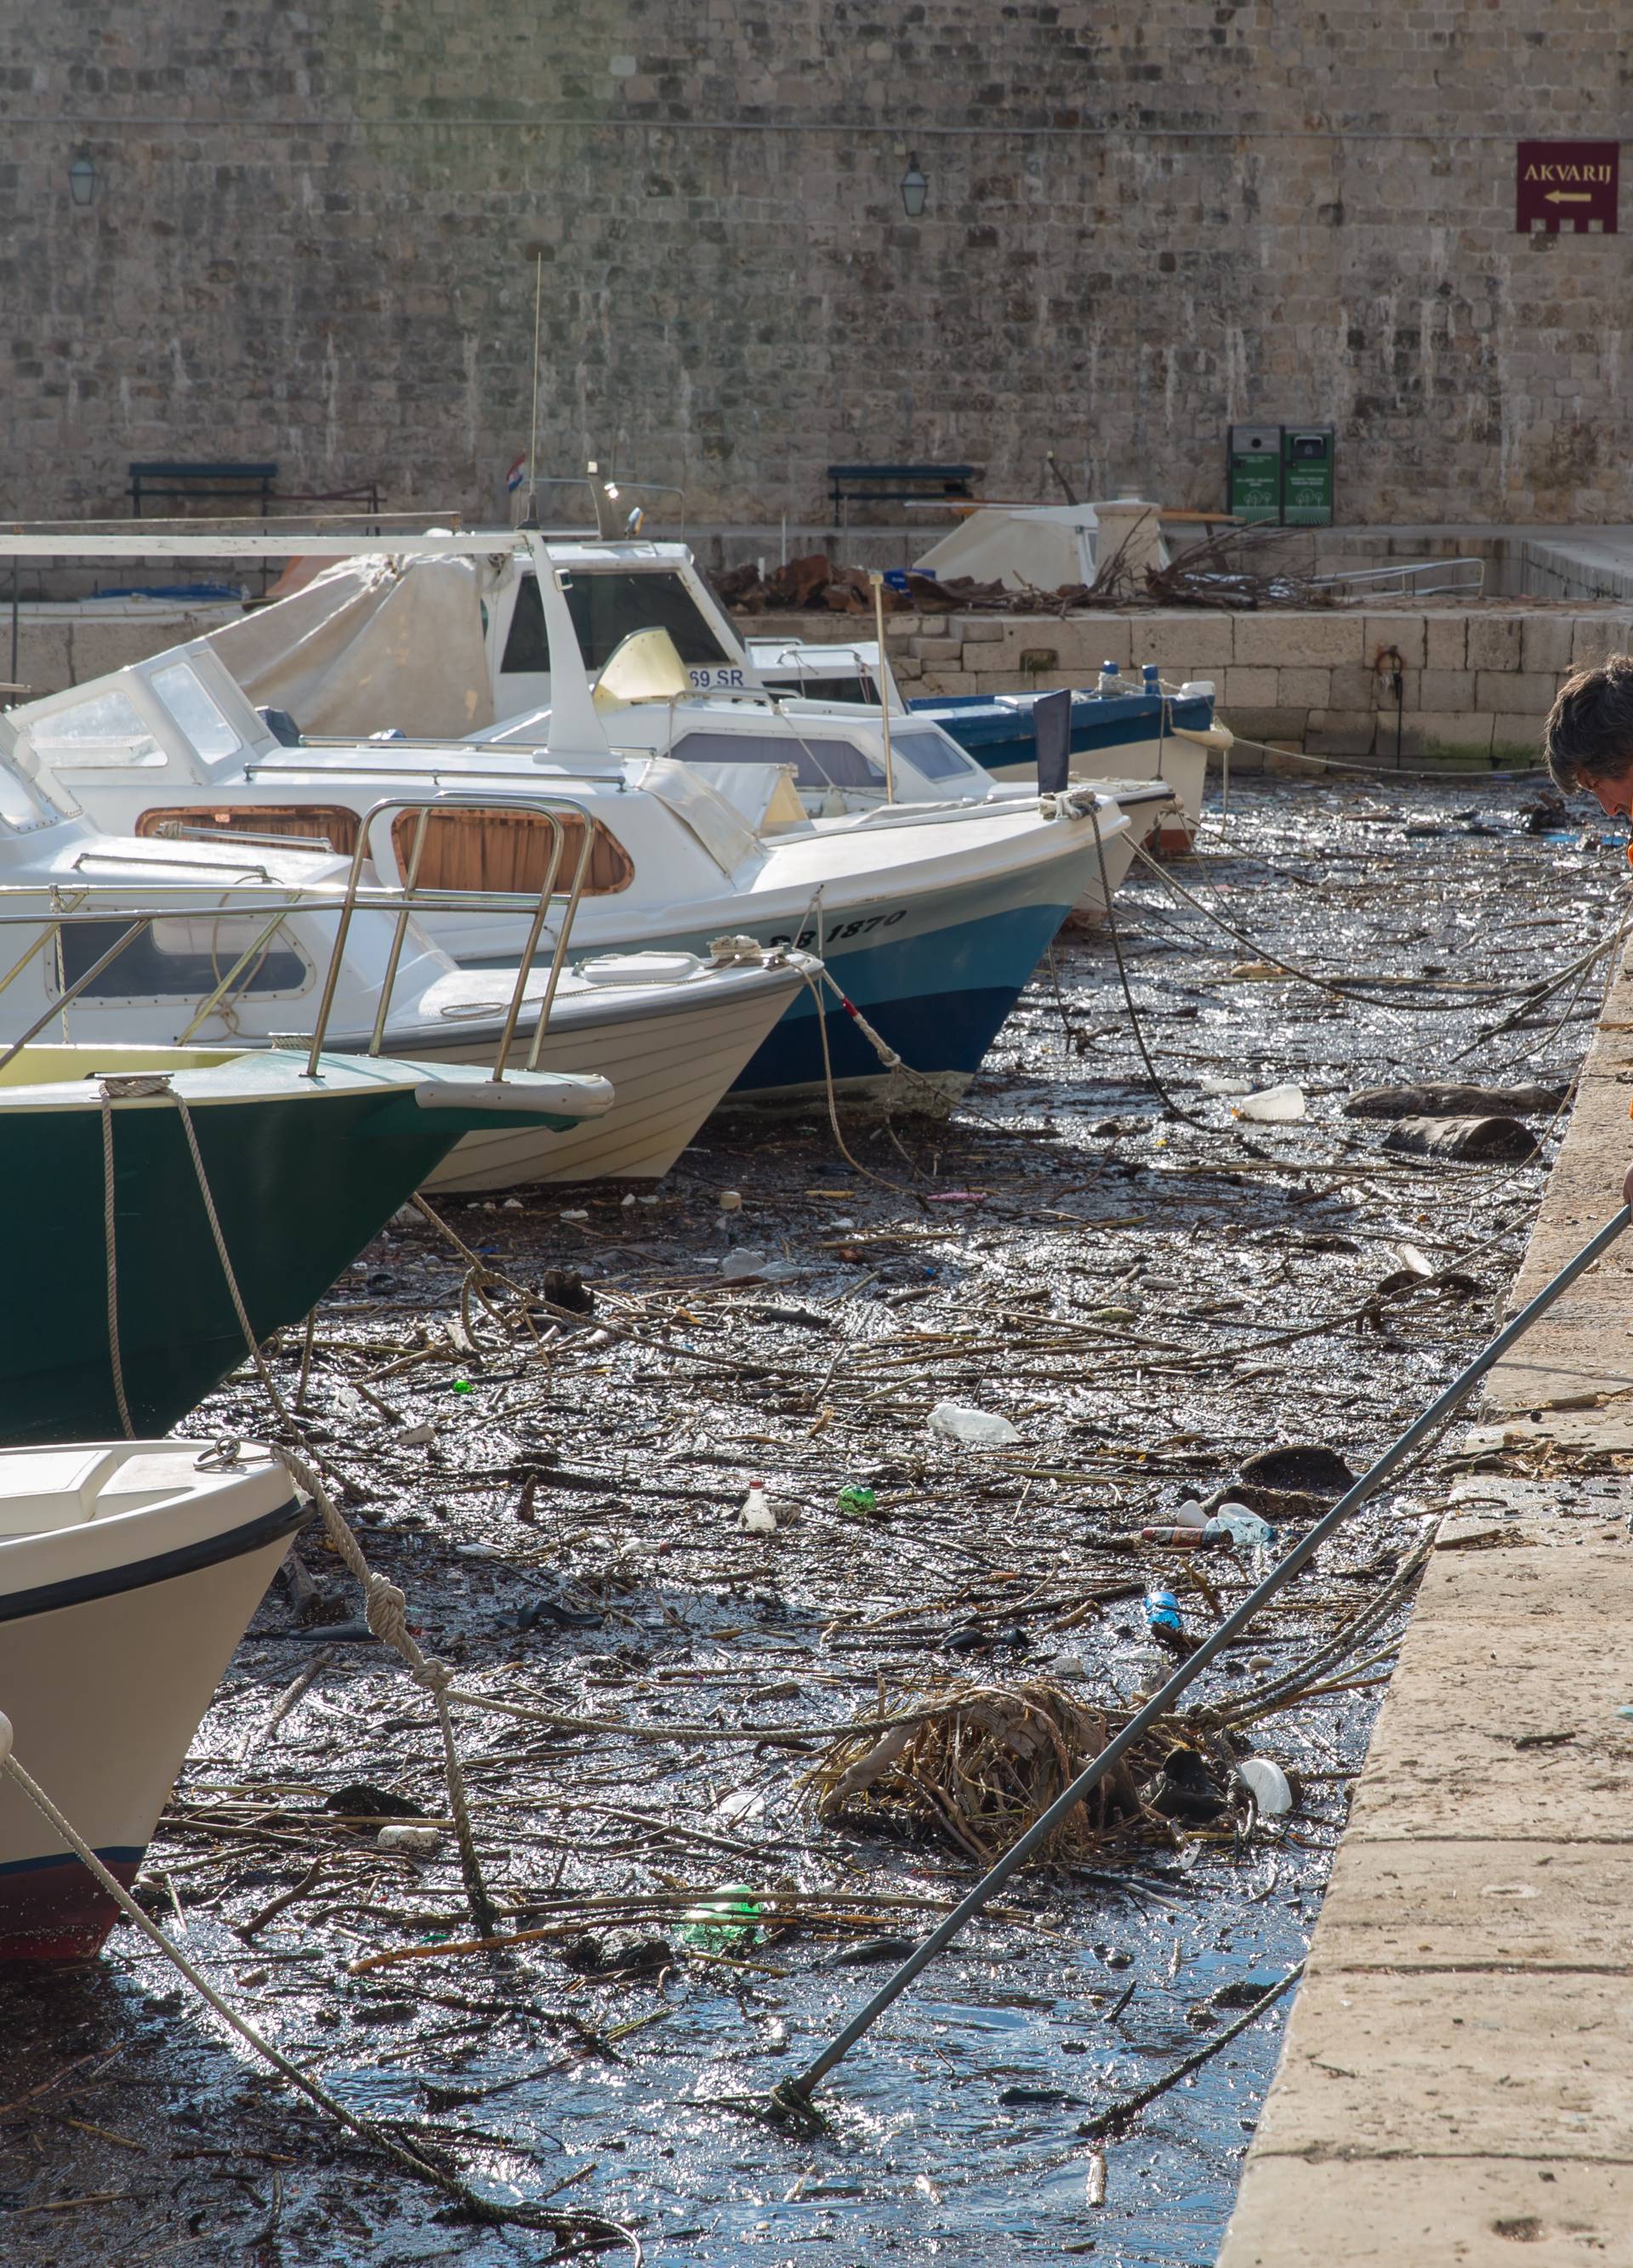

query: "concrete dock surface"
(1218, 946), (1633, 2267)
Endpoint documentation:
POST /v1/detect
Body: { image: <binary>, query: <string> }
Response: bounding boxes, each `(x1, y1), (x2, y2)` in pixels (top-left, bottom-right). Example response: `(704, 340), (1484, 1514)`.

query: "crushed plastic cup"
(1174, 1498), (1209, 1529)
(1236, 1757), (1295, 1816)
(677, 1885), (762, 1952)
(1144, 1587), (1182, 1636)
(928, 1402), (1022, 1448)
(720, 1248), (768, 1281)
(1234, 1083), (1306, 1123)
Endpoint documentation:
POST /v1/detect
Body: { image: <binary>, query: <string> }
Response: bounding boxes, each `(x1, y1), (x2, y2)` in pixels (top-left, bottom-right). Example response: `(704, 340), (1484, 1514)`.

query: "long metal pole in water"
(771, 1202), (1632, 2115)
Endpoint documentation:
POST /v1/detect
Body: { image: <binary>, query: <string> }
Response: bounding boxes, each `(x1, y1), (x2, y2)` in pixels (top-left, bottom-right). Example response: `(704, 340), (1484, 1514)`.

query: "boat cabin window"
(388, 807), (634, 895)
(149, 662), (242, 760)
(58, 916), (308, 998)
(499, 570), (733, 675)
(27, 688), (162, 767)
(786, 674), (875, 704)
(671, 728), (885, 793)
(886, 725), (987, 782)
(135, 805), (361, 855)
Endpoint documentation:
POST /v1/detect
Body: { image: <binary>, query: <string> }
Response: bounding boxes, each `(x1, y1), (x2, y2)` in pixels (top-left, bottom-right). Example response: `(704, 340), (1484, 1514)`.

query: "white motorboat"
(0, 723), (811, 1184)
(0, 1437), (300, 1960)
(219, 530), (1190, 867)
(1, 538), (1121, 1108)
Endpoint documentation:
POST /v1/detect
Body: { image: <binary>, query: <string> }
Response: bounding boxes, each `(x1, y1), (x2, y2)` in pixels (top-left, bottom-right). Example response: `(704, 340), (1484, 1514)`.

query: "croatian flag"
(505, 454), (527, 493)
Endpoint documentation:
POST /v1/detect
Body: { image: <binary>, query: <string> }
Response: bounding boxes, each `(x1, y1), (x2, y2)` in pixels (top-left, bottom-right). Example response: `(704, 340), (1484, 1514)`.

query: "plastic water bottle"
(927, 1402), (1023, 1447)
(1235, 1083), (1306, 1123)
(1097, 659), (1123, 697)
(738, 1479), (776, 1535)
(1141, 662), (1160, 696)
(1205, 1503), (1278, 1553)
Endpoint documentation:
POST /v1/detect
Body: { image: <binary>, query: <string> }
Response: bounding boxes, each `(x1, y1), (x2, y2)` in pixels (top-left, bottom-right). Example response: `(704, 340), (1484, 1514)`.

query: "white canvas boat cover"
(913, 500), (1168, 594)
(632, 755), (760, 878)
(208, 554), (496, 737)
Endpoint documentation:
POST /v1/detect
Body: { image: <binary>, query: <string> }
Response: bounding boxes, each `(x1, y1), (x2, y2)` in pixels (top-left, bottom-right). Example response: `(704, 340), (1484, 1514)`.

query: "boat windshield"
(887, 725), (987, 783)
(149, 661), (243, 760)
(670, 726), (885, 793)
(501, 570), (733, 675)
(25, 687), (163, 768)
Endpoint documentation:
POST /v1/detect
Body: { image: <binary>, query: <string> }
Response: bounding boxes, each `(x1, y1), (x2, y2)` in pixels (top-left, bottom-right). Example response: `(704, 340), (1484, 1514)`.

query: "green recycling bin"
(1282, 428), (1334, 526)
(1227, 424), (1283, 525)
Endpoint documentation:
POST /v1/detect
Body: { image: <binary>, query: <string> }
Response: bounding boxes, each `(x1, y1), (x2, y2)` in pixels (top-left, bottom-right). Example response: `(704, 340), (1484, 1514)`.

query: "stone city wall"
(0, 2), (1630, 528)
(770, 603), (1633, 763)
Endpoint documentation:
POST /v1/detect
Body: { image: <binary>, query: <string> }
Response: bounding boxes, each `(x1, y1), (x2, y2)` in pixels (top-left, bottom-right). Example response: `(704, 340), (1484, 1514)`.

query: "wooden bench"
(827, 462), (979, 527)
(128, 462), (279, 517)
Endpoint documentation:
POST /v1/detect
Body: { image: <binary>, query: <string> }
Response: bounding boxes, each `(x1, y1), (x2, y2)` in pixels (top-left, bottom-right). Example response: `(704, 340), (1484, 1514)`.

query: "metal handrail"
(0, 789), (602, 1080)
(71, 845), (280, 882)
(150, 820), (346, 855)
(302, 789), (597, 1080)
(1309, 556), (1486, 600)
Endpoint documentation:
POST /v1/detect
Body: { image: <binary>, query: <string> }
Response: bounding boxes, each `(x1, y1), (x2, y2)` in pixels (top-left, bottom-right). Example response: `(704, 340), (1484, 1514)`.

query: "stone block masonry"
(767, 603), (1633, 765)
(1, 5), (1632, 525)
(9, 594), (1630, 767)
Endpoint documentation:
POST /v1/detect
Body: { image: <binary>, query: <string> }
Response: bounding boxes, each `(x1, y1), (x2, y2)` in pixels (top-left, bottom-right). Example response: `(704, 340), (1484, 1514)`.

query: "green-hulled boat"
(0, 1043), (612, 1446)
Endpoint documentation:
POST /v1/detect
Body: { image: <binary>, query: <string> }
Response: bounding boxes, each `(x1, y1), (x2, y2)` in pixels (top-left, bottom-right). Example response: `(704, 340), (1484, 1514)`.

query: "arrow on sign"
(1545, 190), (1593, 204)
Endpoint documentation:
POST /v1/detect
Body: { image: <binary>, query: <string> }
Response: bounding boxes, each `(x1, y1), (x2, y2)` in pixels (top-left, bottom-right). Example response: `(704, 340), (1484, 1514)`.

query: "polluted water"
(3, 774), (1621, 2265)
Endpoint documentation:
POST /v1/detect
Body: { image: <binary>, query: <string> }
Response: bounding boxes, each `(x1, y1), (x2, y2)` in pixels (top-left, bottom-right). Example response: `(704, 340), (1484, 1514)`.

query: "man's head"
(1545, 654), (1633, 815)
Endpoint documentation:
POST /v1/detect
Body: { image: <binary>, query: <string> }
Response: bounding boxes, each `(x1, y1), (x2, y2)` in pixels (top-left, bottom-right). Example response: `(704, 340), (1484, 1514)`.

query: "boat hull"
(408, 962), (808, 1187)
(697, 867), (1079, 1106)
(911, 689), (1214, 838)
(0, 1064), (589, 1446)
(0, 1464), (301, 1961)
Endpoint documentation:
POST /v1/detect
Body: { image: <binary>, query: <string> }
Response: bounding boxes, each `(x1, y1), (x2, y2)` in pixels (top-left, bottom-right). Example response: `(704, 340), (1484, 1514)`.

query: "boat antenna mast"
(518, 248), (545, 529)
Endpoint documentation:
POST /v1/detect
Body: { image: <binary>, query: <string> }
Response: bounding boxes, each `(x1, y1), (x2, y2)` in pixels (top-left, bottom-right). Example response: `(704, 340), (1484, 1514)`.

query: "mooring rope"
(0, 1717), (640, 2254)
(97, 1092), (135, 1441)
(167, 1093), (498, 1937)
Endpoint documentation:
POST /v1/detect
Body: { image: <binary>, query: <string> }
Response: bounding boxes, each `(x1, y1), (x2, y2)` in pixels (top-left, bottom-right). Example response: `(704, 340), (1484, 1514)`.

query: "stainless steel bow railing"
(0, 789), (598, 1080)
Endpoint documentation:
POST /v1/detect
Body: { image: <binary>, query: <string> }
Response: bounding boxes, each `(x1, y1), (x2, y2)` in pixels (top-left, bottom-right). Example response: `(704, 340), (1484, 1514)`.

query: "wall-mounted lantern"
(899, 152), (928, 219)
(68, 153), (97, 207)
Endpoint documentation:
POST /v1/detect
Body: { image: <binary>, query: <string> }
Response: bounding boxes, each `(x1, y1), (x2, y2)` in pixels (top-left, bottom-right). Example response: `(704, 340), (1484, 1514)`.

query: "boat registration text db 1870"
(767, 911), (908, 948)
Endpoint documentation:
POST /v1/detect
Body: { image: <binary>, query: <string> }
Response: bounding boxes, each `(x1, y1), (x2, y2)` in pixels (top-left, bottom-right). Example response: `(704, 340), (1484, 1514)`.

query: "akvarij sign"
(1516, 139), (1619, 234)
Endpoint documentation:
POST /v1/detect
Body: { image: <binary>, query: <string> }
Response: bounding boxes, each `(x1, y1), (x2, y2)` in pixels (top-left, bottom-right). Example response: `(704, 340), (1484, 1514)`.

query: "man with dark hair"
(1544, 655), (1633, 813)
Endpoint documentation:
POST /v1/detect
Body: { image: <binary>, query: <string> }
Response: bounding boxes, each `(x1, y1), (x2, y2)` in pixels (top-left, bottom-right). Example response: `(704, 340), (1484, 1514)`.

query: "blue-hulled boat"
(909, 684), (1214, 772)
(907, 684), (1225, 846)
